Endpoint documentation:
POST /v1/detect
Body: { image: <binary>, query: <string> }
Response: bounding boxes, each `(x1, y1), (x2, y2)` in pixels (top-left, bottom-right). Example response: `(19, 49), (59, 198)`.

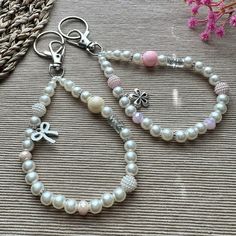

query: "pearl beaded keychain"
(19, 31), (138, 215)
(58, 16), (230, 143)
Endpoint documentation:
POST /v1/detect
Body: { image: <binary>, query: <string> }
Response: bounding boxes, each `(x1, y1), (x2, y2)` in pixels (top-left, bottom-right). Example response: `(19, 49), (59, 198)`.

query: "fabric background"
(0, 0), (235, 235)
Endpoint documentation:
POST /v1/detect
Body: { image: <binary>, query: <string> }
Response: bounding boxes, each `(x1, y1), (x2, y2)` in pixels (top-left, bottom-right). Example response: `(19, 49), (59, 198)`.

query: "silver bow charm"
(129, 88), (149, 109)
(31, 122), (58, 144)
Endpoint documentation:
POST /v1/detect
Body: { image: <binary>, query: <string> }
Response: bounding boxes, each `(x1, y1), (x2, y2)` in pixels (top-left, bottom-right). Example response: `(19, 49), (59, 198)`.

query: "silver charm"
(129, 88), (149, 109)
(31, 122), (58, 144)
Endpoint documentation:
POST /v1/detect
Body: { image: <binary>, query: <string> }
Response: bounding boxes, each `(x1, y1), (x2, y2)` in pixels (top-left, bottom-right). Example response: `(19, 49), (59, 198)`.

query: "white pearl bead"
(125, 105), (137, 117)
(19, 150), (32, 162)
(112, 50), (121, 60)
(194, 61), (204, 72)
(90, 199), (103, 214)
(124, 151), (137, 163)
(183, 56), (193, 68)
(126, 163), (138, 176)
(78, 200), (89, 216)
(186, 127), (198, 140)
(214, 102), (227, 114)
(203, 66), (213, 78)
(102, 193), (114, 208)
(25, 171), (38, 185)
(101, 61), (111, 70)
(80, 91), (92, 103)
(64, 199), (78, 214)
(120, 128), (132, 140)
(52, 194), (65, 209)
(24, 128), (34, 138)
(150, 124), (161, 137)
(44, 86), (55, 97)
(105, 50), (113, 59)
(59, 77), (66, 86)
(175, 130), (187, 143)
(124, 140), (137, 151)
(209, 74), (220, 86)
(101, 106), (113, 118)
(22, 139), (34, 151)
(120, 175), (137, 193)
(39, 95), (51, 106)
(64, 80), (75, 92)
(217, 94), (229, 105)
(132, 53), (142, 64)
(195, 122), (207, 134)
(41, 191), (53, 206)
(71, 86), (82, 98)
(119, 96), (130, 108)
(29, 115), (41, 128)
(158, 55), (167, 66)
(98, 56), (106, 63)
(22, 160), (35, 173)
(104, 67), (114, 78)
(210, 111), (222, 123)
(121, 50), (131, 61)
(48, 81), (57, 89)
(112, 86), (124, 98)
(141, 118), (153, 130)
(87, 96), (105, 114)
(161, 128), (174, 141)
(113, 187), (126, 202)
(31, 181), (44, 196)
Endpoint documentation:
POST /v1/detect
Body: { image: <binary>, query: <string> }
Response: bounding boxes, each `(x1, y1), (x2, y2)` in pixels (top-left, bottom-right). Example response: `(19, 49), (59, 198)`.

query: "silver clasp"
(33, 31), (65, 77)
(58, 16), (103, 56)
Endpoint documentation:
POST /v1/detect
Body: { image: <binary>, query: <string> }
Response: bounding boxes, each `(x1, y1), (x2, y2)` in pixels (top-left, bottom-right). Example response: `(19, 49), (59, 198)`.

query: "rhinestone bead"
(32, 103), (46, 117)
(120, 175), (137, 193)
(214, 82), (230, 95)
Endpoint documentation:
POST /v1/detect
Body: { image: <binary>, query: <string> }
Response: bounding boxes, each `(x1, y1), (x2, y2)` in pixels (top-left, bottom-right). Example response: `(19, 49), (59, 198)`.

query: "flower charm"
(129, 88), (149, 109)
(31, 122), (59, 144)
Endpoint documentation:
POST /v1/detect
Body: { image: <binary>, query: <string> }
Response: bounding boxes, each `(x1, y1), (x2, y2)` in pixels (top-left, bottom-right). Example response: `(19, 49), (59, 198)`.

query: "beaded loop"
(20, 76), (138, 215)
(98, 50), (230, 143)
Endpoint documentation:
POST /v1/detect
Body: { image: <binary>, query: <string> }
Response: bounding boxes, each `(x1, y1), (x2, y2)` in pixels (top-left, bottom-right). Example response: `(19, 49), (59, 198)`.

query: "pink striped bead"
(214, 82), (230, 95)
(107, 75), (122, 89)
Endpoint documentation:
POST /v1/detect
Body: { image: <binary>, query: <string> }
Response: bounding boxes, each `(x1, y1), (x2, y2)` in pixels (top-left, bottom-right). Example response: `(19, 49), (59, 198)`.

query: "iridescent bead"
(204, 117), (216, 130)
(132, 112), (144, 124)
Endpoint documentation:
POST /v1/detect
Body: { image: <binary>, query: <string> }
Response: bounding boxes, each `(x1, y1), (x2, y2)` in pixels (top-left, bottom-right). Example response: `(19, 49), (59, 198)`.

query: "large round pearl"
(113, 187), (126, 202)
(102, 193), (114, 208)
(90, 199), (103, 214)
(210, 111), (222, 123)
(101, 106), (113, 118)
(44, 86), (55, 97)
(31, 181), (44, 196)
(186, 127), (198, 141)
(22, 160), (35, 173)
(194, 61), (204, 72)
(80, 91), (92, 103)
(124, 151), (137, 163)
(39, 95), (51, 106)
(125, 105), (137, 117)
(64, 199), (78, 214)
(217, 94), (229, 105)
(52, 194), (65, 209)
(78, 200), (89, 216)
(120, 128), (132, 140)
(87, 96), (105, 114)
(161, 128), (174, 141)
(175, 130), (187, 143)
(64, 80), (75, 92)
(119, 96), (130, 108)
(41, 191), (53, 206)
(19, 150), (32, 162)
(209, 74), (220, 86)
(22, 139), (34, 151)
(29, 116), (41, 128)
(124, 140), (137, 151)
(150, 124), (161, 137)
(141, 118), (153, 130)
(142, 51), (158, 67)
(132, 53), (142, 64)
(195, 122), (207, 134)
(72, 86), (82, 98)
(112, 86), (124, 98)
(183, 56), (193, 68)
(126, 163), (138, 176)
(214, 102), (227, 114)
(25, 171), (38, 185)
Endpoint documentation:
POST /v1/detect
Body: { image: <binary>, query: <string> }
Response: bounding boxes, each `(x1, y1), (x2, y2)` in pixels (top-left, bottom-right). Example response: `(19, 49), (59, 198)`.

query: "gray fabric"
(0, 0), (235, 235)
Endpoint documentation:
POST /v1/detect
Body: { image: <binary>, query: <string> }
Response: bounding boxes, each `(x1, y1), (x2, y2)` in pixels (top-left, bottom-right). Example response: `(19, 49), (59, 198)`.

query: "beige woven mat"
(0, 0), (236, 235)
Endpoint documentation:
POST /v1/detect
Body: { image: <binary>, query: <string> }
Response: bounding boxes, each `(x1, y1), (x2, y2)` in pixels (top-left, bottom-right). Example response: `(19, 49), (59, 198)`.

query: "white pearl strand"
(20, 76), (138, 215)
(98, 51), (230, 143)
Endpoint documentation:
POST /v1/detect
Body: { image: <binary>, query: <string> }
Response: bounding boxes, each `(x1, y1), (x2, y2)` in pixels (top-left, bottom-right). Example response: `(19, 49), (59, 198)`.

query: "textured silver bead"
(120, 175), (137, 193)
(214, 82), (230, 95)
(32, 103), (46, 118)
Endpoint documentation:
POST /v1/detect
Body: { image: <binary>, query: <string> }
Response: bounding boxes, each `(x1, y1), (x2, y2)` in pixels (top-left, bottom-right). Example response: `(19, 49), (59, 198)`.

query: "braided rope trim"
(0, 0), (55, 79)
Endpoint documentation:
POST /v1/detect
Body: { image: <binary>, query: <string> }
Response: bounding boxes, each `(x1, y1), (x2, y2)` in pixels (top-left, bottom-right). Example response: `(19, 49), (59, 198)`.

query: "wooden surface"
(0, 1), (236, 235)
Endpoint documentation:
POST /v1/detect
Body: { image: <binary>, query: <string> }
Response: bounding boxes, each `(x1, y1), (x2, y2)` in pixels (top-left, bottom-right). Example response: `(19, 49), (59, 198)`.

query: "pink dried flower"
(207, 22), (216, 31)
(191, 5), (200, 14)
(229, 15), (236, 27)
(200, 31), (210, 41)
(215, 26), (225, 38)
(188, 17), (198, 28)
(201, 0), (212, 5)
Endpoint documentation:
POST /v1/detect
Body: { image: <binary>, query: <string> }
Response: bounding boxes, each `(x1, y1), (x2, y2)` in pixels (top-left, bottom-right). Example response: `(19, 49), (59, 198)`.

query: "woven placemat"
(0, 0), (55, 79)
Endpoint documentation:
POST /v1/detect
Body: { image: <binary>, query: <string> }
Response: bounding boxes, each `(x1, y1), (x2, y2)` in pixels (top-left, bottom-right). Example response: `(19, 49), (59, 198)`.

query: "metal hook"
(58, 16), (103, 56)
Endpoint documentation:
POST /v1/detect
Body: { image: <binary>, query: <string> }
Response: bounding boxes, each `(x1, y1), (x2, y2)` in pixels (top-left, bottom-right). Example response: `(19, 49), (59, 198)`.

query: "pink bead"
(107, 75), (122, 89)
(78, 200), (89, 216)
(142, 51), (158, 67)
(204, 117), (216, 130)
(132, 112), (144, 124)
(214, 82), (230, 95)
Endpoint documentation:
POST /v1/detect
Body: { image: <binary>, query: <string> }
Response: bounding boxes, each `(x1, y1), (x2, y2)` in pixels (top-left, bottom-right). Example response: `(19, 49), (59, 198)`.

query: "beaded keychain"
(19, 31), (138, 215)
(58, 16), (230, 143)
